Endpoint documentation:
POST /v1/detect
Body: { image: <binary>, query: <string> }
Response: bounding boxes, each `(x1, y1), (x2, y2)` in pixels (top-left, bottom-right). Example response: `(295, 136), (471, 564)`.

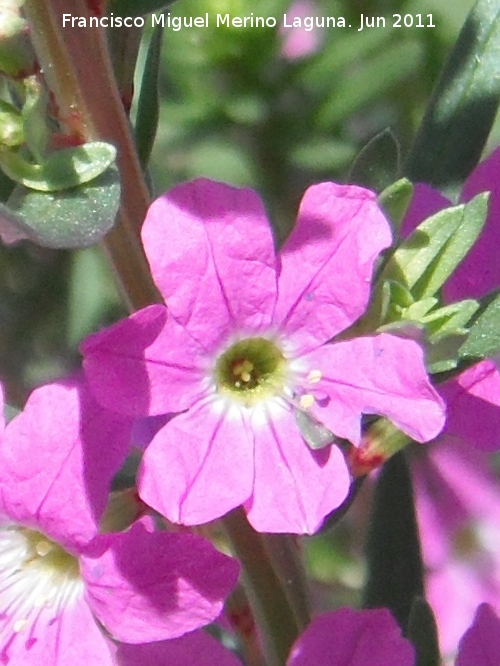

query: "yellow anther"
(13, 619), (27, 633)
(307, 370), (322, 384)
(299, 394), (315, 409)
(240, 371), (252, 383)
(35, 539), (52, 557)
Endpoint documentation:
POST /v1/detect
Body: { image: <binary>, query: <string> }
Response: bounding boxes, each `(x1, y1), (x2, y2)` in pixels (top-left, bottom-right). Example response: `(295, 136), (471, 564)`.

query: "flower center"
(215, 337), (287, 406)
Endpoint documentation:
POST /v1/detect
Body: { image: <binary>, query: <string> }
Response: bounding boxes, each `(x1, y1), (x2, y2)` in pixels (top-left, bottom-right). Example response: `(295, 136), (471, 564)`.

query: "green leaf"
(134, 20), (164, 166)
(0, 167), (120, 248)
(363, 452), (425, 630)
(109, 0), (177, 17)
(0, 142), (116, 192)
(422, 299), (479, 341)
(347, 128), (401, 193)
(382, 193), (489, 300)
(406, 598), (441, 666)
(378, 178), (414, 234)
(22, 76), (49, 161)
(405, 0), (500, 188)
(460, 290), (500, 359)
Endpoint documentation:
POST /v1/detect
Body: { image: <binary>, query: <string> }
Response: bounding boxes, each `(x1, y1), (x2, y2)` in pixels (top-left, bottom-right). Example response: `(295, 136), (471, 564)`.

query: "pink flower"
(280, 1), (323, 60)
(0, 380), (239, 664)
(456, 603), (500, 665)
(82, 178), (445, 535)
(288, 607), (414, 665)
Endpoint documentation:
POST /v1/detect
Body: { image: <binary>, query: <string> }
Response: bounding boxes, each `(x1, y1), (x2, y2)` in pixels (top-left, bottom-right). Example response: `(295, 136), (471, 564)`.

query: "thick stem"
(223, 508), (304, 666)
(23, 0), (160, 310)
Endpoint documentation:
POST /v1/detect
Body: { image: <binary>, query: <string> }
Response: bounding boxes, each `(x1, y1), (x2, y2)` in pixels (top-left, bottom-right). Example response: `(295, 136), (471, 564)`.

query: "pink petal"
(303, 334), (446, 444)
(142, 178), (278, 350)
(82, 519), (240, 643)
(82, 305), (209, 417)
(245, 404), (350, 534)
(0, 381), (4, 432)
(274, 183), (392, 354)
(456, 604), (500, 666)
(400, 183), (451, 239)
(447, 146), (500, 301)
(116, 630), (243, 666)
(138, 400), (254, 525)
(0, 595), (116, 666)
(0, 379), (133, 550)
(439, 360), (500, 451)
(287, 608), (414, 666)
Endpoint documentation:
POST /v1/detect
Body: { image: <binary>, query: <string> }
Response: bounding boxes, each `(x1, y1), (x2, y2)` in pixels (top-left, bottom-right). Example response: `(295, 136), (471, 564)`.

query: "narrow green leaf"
(22, 76), (49, 162)
(422, 299), (479, 341)
(405, 0), (500, 187)
(347, 129), (401, 193)
(0, 167), (120, 248)
(406, 598), (441, 666)
(382, 193), (489, 300)
(460, 289), (500, 359)
(109, 0), (177, 17)
(363, 452), (425, 630)
(0, 142), (116, 192)
(134, 21), (164, 166)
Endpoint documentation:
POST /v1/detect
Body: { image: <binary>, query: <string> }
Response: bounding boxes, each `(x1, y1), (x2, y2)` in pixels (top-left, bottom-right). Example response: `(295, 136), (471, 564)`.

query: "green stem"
(23, 0), (160, 310)
(223, 508), (304, 666)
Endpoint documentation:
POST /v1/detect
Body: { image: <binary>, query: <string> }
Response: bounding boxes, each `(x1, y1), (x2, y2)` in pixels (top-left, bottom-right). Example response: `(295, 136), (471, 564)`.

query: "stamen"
(299, 394), (315, 409)
(13, 619), (27, 633)
(307, 370), (322, 384)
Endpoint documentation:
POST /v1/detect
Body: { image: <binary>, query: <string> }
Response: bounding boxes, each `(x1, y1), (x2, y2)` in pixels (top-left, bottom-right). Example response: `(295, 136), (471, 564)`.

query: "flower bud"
(348, 418), (411, 477)
(0, 1), (37, 79)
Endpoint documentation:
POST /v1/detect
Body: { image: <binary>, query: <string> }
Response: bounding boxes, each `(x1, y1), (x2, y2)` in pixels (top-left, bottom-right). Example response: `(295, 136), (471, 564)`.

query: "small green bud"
(0, 99), (23, 146)
(0, 1), (37, 79)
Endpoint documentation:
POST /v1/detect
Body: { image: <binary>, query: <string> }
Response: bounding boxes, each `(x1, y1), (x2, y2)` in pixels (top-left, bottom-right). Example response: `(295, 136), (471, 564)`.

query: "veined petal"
(82, 305), (209, 417)
(447, 146), (500, 301)
(138, 400), (254, 525)
(439, 360), (500, 452)
(303, 334), (445, 445)
(82, 520), (240, 643)
(456, 604), (500, 666)
(116, 630), (243, 666)
(0, 380), (133, 550)
(142, 179), (278, 349)
(287, 608), (414, 666)
(274, 183), (392, 354)
(245, 404), (350, 535)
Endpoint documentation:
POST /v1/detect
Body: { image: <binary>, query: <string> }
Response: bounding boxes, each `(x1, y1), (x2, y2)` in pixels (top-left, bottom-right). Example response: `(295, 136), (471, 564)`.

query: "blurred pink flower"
(82, 178), (444, 535)
(456, 603), (500, 665)
(0, 380), (239, 664)
(280, 1), (323, 60)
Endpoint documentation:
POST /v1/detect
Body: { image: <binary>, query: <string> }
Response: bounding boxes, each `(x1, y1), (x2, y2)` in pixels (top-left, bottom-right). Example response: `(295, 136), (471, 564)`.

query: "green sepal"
(406, 598), (441, 666)
(347, 128), (401, 193)
(22, 76), (50, 161)
(378, 178), (414, 234)
(0, 167), (120, 248)
(460, 289), (500, 359)
(362, 452), (425, 630)
(134, 20), (164, 166)
(421, 299), (479, 341)
(0, 141), (117, 192)
(405, 0), (500, 188)
(381, 193), (489, 301)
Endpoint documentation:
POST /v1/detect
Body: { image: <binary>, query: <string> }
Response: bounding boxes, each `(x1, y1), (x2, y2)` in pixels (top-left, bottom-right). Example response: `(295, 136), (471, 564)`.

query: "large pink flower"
(0, 380), (239, 664)
(82, 178), (445, 534)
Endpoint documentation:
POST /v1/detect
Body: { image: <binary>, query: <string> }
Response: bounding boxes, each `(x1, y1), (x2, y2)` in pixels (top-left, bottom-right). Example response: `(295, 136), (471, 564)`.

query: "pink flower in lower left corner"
(82, 178), (445, 535)
(0, 380), (239, 665)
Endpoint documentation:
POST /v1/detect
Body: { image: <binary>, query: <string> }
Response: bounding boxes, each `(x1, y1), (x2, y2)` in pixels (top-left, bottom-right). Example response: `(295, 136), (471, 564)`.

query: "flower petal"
(447, 146), (500, 301)
(116, 630), (243, 666)
(456, 604), (500, 666)
(0, 379), (133, 549)
(400, 182), (451, 239)
(142, 178), (278, 350)
(303, 334), (446, 444)
(439, 360), (500, 451)
(82, 519), (240, 643)
(273, 183), (392, 353)
(138, 400), (254, 525)
(82, 305), (209, 417)
(287, 608), (414, 666)
(245, 404), (350, 534)
(0, 593), (116, 666)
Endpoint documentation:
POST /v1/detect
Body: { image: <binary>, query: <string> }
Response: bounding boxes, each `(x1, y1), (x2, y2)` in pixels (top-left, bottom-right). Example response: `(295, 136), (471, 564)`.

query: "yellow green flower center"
(20, 528), (80, 579)
(215, 337), (286, 406)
